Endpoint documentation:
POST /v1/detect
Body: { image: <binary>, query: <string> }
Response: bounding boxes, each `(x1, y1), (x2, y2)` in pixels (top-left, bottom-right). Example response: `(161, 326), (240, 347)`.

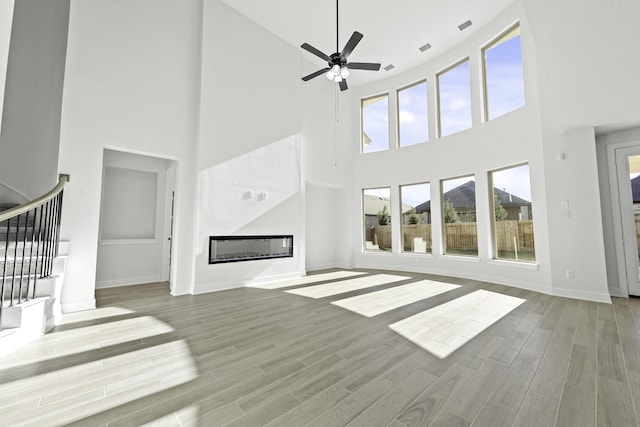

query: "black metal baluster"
(33, 204), (46, 299)
(46, 198), (57, 277)
(9, 214), (20, 306)
(42, 201), (52, 278)
(55, 192), (63, 257)
(1, 220), (10, 330)
(25, 207), (39, 302)
(17, 210), (30, 304)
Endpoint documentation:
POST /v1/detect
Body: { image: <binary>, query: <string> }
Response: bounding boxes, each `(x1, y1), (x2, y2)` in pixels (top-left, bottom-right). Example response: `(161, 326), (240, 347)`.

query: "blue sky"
(398, 82), (428, 147)
(438, 60), (472, 137)
(362, 96), (389, 153)
(485, 35), (525, 119)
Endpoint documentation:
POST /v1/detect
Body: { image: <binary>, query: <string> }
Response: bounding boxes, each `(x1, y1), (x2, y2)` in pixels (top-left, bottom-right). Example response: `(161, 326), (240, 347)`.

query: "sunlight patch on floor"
(57, 306), (135, 324)
(331, 280), (460, 317)
(0, 316), (175, 369)
(248, 270), (366, 289)
(0, 339), (198, 426)
(389, 290), (525, 359)
(285, 274), (410, 299)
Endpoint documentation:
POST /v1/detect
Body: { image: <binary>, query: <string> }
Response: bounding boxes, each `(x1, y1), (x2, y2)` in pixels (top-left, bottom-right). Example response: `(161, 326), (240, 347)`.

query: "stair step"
(0, 203), (19, 212)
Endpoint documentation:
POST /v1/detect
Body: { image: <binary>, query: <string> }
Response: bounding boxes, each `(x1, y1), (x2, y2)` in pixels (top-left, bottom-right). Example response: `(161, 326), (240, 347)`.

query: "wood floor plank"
(555, 344), (597, 426)
(511, 390), (559, 427)
(396, 363), (476, 426)
(597, 375), (637, 427)
(347, 369), (438, 427)
(223, 392), (300, 427)
(528, 324), (575, 399)
(2, 269), (639, 426)
(305, 376), (397, 427)
(264, 384), (351, 427)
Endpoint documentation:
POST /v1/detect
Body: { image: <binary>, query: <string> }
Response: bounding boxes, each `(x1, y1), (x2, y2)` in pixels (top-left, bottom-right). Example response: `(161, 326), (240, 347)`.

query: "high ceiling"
(220, 0), (517, 85)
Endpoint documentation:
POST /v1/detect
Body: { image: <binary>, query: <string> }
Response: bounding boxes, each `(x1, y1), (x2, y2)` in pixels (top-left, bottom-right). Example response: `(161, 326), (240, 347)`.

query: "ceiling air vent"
(383, 64), (395, 72)
(419, 43), (432, 52)
(458, 20), (472, 31)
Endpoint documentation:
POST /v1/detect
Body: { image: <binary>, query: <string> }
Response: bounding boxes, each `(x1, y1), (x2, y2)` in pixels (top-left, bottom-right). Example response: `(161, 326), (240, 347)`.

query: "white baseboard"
(61, 298), (96, 313)
(96, 275), (162, 289)
(194, 271), (305, 295)
(552, 287), (612, 303)
(305, 263), (339, 272)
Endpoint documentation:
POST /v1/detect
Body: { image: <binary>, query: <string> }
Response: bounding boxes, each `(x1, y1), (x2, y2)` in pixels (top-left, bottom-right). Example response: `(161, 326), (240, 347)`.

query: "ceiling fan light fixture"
(299, 0), (380, 91)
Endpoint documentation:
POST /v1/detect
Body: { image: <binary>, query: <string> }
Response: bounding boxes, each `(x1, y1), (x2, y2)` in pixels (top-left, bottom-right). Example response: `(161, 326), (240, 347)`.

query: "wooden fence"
(371, 220), (534, 252)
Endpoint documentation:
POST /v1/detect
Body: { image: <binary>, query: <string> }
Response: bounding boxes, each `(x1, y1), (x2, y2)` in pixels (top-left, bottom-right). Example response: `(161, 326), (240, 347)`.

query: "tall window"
(490, 164), (535, 262)
(483, 24), (525, 120)
(437, 59), (472, 137)
(363, 188), (392, 252)
(362, 94), (389, 153)
(441, 175), (477, 256)
(400, 182), (431, 254)
(397, 80), (428, 147)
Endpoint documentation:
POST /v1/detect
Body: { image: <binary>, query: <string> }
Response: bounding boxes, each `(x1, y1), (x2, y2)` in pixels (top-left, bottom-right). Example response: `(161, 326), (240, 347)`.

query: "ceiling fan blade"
(346, 62), (381, 71)
(339, 79), (348, 91)
(301, 43), (332, 63)
(341, 31), (363, 59)
(302, 68), (330, 81)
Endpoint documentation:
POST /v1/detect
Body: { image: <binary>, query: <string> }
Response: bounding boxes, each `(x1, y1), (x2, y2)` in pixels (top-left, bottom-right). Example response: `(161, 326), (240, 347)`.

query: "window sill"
(439, 254), (480, 263)
(399, 252), (434, 259)
(361, 250), (393, 256)
(487, 259), (539, 270)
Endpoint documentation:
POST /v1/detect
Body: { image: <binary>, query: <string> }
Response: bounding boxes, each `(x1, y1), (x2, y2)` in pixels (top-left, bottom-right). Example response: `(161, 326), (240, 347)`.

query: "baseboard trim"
(62, 299), (96, 313)
(552, 287), (612, 303)
(194, 271), (305, 295)
(96, 275), (163, 289)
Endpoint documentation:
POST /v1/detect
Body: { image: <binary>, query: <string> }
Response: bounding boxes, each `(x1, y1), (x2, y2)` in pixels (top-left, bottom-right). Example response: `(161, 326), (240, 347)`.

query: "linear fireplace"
(209, 235), (294, 264)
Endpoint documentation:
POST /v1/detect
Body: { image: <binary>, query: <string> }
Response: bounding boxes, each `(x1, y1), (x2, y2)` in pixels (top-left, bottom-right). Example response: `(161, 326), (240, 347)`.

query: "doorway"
(96, 149), (176, 288)
(613, 145), (640, 296)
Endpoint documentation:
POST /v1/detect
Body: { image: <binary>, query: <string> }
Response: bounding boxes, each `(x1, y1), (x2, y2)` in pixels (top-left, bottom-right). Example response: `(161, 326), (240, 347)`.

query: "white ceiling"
(220, 0), (517, 86)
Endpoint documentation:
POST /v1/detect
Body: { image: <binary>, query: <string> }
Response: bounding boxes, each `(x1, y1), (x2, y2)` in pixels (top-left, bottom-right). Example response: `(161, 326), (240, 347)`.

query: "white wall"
(343, 4), (568, 298)
(58, 0), (202, 311)
(96, 150), (171, 288)
(194, 0), (306, 291)
(520, 0), (640, 300)
(0, 0), (13, 149)
(338, 0), (640, 302)
(0, 0), (69, 200)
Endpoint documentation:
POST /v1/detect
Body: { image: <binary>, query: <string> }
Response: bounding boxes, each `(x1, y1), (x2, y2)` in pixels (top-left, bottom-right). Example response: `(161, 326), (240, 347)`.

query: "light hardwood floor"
(1, 269), (640, 426)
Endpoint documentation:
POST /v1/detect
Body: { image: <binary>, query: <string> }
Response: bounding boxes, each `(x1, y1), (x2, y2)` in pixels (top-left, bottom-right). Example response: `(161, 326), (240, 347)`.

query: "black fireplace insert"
(209, 235), (294, 264)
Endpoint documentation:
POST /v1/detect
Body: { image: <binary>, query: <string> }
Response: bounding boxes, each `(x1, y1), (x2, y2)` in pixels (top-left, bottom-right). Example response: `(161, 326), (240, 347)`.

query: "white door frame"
(608, 140), (640, 296)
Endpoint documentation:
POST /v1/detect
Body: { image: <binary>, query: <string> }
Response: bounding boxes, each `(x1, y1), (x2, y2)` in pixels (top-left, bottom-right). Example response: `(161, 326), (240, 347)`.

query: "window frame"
(440, 174), (478, 257)
(488, 162), (536, 263)
(481, 22), (524, 122)
(436, 57), (471, 139)
(396, 79), (429, 148)
(361, 92), (390, 154)
(399, 181), (432, 254)
(362, 187), (393, 253)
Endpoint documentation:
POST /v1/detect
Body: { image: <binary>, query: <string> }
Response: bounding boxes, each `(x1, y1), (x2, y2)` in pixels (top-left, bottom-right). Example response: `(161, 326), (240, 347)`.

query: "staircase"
(0, 176), (68, 357)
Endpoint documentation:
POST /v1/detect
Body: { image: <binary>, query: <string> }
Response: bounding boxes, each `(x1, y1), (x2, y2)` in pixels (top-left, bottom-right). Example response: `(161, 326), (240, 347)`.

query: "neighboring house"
(411, 181), (532, 223)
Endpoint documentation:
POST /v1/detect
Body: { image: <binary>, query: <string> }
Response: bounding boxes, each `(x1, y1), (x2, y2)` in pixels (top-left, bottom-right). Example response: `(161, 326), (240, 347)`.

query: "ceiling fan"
(300, 0), (381, 91)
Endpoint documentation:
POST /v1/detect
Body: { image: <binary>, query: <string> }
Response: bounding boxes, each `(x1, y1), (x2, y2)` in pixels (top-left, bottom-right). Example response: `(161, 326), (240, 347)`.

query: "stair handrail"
(0, 174), (69, 223)
(1, 174), (69, 330)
